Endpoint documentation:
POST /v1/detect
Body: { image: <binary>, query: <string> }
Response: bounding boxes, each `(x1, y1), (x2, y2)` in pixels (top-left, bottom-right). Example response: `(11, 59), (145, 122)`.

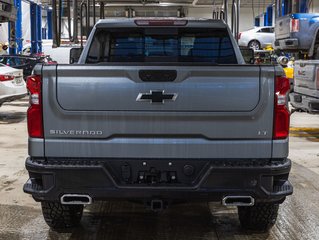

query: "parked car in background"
(0, 54), (56, 79)
(0, 63), (27, 106)
(238, 27), (275, 50)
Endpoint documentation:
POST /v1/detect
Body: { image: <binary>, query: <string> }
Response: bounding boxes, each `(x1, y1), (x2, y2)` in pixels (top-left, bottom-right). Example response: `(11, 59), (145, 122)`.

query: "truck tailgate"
(275, 15), (291, 40)
(56, 65), (259, 112)
(41, 64), (276, 159)
(294, 60), (319, 98)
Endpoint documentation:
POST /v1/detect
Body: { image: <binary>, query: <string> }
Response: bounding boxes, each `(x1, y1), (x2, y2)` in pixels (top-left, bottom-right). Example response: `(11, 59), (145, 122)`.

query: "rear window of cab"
(86, 28), (237, 64)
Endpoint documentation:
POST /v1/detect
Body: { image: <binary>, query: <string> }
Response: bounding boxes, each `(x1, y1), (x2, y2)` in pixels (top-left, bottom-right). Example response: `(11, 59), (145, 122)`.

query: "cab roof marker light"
(134, 20), (188, 26)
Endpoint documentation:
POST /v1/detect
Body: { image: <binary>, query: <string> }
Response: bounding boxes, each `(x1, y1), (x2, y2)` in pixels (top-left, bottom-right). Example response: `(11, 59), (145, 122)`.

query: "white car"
(0, 63), (27, 106)
(238, 27), (275, 50)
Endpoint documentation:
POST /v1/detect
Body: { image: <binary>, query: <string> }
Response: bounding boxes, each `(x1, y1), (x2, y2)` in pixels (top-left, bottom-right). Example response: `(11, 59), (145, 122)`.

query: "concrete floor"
(0, 97), (318, 240)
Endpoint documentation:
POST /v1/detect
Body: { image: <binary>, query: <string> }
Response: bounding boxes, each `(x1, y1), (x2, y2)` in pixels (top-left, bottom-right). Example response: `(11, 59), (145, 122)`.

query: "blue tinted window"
(87, 28), (237, 64)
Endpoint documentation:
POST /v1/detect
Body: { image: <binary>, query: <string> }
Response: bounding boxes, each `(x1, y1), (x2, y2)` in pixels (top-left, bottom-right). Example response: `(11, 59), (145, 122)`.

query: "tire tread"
(238, 203), (279, 232)
(41, 201), (83, 230)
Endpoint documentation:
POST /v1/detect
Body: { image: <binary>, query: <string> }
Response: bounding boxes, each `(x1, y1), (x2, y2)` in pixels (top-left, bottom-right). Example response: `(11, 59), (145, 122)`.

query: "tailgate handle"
(139, 70), (177, 82)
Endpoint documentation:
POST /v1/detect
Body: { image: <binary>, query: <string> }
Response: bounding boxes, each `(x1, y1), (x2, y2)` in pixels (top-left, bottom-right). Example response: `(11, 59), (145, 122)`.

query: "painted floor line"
(290, 127), (319, 132)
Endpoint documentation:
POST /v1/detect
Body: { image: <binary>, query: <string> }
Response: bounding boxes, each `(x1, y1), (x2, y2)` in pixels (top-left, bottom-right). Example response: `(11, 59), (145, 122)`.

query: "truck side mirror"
(240, 48), (254, 64)
(69, 47), (83, 64)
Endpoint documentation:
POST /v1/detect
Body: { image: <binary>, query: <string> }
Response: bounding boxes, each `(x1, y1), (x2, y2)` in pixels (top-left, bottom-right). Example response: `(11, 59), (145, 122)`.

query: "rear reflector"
(290, 19), (299, 33)
(273, 76), (290, 139)
(134, 20), (188, 26)
(26, 75), (43, 138)
(0, 74), (14, 81)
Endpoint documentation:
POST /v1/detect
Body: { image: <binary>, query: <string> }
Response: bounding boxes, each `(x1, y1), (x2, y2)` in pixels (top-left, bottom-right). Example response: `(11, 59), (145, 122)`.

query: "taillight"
(273, 76), (290, 139)
(26, 75), (43, 138)
(238, 32), (242, 40)
(290, 19), (300, 33)
(0, 74), (14, 81)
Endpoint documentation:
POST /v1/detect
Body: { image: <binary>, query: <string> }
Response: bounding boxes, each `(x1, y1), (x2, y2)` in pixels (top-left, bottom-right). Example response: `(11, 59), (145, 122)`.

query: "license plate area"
(106, 159), (210, 187)
(15, 77), (23, 85)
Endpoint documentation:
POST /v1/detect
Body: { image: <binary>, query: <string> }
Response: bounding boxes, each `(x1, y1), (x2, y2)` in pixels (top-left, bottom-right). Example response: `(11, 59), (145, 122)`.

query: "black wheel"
(238, 203), (279, 232)
(248, 40), (261, 50)
(41, 201), (83, 230)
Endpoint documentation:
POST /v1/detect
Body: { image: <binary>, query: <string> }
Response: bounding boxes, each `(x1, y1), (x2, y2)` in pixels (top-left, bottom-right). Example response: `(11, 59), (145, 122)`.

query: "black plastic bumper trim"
(24, 157), (293, 203)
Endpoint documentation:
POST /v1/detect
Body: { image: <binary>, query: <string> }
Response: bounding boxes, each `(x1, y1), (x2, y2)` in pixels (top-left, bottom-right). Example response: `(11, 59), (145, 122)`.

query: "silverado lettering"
(49, 130), (103, 135)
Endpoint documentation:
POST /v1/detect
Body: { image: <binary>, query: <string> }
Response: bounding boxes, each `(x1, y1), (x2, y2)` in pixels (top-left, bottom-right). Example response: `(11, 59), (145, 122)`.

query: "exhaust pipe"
(61, 194), (92, 205)
(222, 196), (255, 206)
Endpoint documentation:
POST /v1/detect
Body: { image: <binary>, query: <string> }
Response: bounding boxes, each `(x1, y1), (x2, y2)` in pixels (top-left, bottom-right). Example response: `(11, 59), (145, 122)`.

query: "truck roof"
(95, 18), (228, 29)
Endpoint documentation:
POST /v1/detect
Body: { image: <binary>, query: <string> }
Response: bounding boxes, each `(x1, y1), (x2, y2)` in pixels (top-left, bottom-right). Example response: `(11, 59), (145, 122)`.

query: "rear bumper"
(274, 38), (299, 50)
(0, 92), (27, 106)
(290, 92), (319, 112)
(24, 157), (293, 204)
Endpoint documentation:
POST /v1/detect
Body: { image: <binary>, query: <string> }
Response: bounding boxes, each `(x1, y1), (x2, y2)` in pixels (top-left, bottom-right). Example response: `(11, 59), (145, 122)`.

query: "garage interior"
(1, 0), (319, 239)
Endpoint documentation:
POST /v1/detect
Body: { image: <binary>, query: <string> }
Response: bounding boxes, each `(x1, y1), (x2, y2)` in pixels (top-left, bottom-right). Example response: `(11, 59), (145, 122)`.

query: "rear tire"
(41, 201), (83, 230)
(238, 203), (279, 232)
(248, 40), (261, 50)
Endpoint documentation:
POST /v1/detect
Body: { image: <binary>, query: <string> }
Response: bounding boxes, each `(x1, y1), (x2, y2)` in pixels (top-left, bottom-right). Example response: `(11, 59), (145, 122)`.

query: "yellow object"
(284, 67), (294, 79)
(264, 45), (274, 51)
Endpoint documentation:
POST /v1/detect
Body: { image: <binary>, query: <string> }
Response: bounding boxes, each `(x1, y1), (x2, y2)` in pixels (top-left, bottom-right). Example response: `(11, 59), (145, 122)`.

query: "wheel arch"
(308, 26), (319, 57)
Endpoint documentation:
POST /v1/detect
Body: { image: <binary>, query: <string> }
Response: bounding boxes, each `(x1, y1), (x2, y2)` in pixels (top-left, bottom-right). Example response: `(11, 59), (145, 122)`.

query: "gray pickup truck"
(24, 18), (293, 232)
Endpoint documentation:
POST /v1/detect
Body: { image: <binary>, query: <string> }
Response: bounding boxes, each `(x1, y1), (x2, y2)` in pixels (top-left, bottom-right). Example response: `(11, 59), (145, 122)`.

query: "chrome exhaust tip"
(222, 196), (255, 206)
(61, 194), (92, 205)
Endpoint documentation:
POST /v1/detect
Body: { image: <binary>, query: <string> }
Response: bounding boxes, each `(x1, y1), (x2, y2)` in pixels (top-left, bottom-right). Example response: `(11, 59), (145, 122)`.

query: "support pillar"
(236, 0), (240, 41)
(264, 12), (268, 26)
(37, 4), (42, 53)
(8, 0), (22, 54)
(8, 21), (16, 54)
(73, 0), (78, 43)
(47, 9), (53, 39)
(30, 2), (38, 54)
(299, 0), (308, 13)
(224, 0), (228, 24)
(266, 5), (273, 26)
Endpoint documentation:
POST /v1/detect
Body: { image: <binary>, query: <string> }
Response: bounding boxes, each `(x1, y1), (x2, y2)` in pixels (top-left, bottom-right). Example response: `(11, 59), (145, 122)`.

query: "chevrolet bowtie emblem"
(136, 90), (178, 104)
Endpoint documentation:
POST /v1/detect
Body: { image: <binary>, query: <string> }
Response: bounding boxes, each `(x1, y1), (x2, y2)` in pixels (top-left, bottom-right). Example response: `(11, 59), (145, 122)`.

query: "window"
(258, 28), (273, 33)
(86, 28), (237, 64)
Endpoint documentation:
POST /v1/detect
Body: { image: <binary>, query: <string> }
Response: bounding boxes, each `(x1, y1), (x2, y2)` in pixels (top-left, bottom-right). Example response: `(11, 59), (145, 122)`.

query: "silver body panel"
(29, 19), (288, 161)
